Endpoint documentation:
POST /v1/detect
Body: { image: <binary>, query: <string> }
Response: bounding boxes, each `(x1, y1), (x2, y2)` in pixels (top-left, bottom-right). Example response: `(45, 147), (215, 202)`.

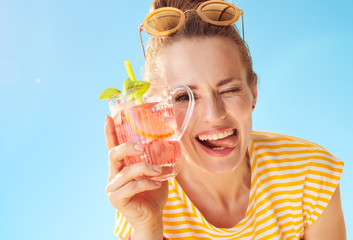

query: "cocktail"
(100, 61), (194, 181)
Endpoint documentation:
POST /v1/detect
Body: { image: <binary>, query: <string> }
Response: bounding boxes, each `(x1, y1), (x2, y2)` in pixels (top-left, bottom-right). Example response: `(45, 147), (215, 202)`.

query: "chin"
(182, 147), (244, 175)
(201, 162), (239, 175)
(207, 153), (245, 173)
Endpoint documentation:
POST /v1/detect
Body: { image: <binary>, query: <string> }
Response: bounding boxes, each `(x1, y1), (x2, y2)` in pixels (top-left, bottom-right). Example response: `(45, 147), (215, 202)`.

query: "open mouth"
(196, 128), (238, 151)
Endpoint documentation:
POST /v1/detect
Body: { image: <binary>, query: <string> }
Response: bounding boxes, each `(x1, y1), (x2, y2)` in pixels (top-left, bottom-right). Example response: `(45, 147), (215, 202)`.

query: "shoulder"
(252, 130), (328, 148)
(250, 131), (344, 224)
(250, 130), (344, 181)
(249, 131), (345, 237)
(250, 130), (343, 165)
(250, 130), (344, 198)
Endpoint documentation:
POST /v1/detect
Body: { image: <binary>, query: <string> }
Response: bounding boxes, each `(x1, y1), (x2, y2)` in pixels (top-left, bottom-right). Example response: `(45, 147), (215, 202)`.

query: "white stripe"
(302, 196), (331, 208)
(115, 212), (122, 230)
(164, 223), (237, 237)
(255, 203), (301, 227)
(114, 212), (131, 237)
(165, 199), (188, 207)
(165, 226), (242, 239)
(250, 185), (303, 217)
(165, 231), (238, 239)
(303, 187), (332, 200)
(304, 180), (337, 193)
(257, 161), (310, 172)
(252, 131), (316, 146)
(165, 207), (257, 238)
(122, 222), (131, 238)
(280, 222), (303, 240)
(253, 217), (281, 240)
(167, 192), (179, 198)
(256, 152), (336, 163)
(254, 139), (306, 146)
(257, 174), (305, 189)
(163, 215), (201, 223)
(257, 166), (308, 178)
(257, 159), (340, 176)
(255, 146), (325, 154)
(254, 139), (319, 148)
(302, 202), (325, 217)
(306, 172), (340, 184)
(257, 166), (338, 181)
(164, 208), (194, 214)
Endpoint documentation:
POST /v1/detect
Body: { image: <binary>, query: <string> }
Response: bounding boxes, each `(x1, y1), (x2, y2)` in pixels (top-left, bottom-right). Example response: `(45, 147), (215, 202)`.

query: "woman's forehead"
(155, 37), (246, 86)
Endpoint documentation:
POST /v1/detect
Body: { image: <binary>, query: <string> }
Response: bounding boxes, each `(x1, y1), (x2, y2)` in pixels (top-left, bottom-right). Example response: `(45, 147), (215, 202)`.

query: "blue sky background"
(0, 0), (352, 239)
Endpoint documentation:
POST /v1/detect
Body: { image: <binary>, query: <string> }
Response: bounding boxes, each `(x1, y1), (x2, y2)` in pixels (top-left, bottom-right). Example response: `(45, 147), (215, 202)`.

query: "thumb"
(104, 115), (119, 150)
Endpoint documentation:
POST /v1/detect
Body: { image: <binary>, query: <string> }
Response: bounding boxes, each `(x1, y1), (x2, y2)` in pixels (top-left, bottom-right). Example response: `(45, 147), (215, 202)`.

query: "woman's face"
(157, 37), (257, 174)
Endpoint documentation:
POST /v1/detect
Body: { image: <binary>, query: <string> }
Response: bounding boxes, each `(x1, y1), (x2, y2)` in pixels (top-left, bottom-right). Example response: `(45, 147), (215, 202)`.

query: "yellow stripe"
(255, 143), (312, 150)
(163, 211), (194, 219)
(253, 131), (338, 155)
(164, 225), (236, 238)
(165, 204), (188, 210)
(255, 162), (341, 182)
(256, 151), (342, 167)
(304, 184), (336, 196)
(305, 176), (340, 188)
(165, 236), (207, 240)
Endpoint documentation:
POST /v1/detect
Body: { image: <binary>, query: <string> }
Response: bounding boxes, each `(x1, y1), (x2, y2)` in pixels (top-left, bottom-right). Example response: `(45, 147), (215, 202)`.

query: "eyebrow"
(216, 78), (242, 87)
(187, 78), (242, 90)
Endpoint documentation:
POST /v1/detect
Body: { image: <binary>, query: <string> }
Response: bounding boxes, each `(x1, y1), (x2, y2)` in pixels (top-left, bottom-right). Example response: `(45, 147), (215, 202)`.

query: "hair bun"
(150, 0), (207, 11)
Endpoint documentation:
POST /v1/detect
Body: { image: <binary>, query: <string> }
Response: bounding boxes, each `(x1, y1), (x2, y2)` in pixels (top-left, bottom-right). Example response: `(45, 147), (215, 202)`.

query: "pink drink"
(112, 101), (182, 181)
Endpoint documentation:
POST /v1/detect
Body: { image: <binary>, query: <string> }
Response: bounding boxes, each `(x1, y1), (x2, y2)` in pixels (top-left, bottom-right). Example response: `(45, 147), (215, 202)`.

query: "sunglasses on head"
(139, 0), (244, 58)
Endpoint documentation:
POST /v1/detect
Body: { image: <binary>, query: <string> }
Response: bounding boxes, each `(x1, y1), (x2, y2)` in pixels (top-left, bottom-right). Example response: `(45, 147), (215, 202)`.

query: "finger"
(108, 142), (145, 182)
(107, 179), (162, 208)
(105, 162), (162, 193)
(104, 115), (119, 150)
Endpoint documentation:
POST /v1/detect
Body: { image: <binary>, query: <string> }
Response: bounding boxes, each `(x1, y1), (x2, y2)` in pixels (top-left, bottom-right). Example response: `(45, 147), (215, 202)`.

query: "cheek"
(224, 94), (253, 115)
(173, 106), (189, 130)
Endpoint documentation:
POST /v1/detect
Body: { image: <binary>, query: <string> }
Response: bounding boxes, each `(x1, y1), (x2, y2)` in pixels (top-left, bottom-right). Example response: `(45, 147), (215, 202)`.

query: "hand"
(104, 115), (168, 239)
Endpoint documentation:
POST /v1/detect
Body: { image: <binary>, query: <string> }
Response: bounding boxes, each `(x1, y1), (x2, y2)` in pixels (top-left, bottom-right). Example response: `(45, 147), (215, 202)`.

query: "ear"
(251, 73), (258, 111)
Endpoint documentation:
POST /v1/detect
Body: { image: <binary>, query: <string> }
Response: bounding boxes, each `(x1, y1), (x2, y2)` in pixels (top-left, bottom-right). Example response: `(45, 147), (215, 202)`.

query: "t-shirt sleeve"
(114, 210), (132, 239)
(302, 149), (344, 227)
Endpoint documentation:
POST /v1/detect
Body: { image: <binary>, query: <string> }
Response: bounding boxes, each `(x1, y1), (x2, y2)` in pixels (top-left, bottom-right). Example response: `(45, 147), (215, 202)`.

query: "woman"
(104, 0), (345, 239)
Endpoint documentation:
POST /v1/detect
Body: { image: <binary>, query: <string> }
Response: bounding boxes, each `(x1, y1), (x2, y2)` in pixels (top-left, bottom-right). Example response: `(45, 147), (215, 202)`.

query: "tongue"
(203, 135), (237, 148)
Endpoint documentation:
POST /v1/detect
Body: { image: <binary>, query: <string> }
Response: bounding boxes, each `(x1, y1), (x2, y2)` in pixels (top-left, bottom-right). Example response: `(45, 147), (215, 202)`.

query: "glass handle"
(171, 85), (195, 140)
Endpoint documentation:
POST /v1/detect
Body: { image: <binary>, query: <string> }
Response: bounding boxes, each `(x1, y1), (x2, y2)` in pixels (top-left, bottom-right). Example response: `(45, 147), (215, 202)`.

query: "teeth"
(198, 129), (235, 141)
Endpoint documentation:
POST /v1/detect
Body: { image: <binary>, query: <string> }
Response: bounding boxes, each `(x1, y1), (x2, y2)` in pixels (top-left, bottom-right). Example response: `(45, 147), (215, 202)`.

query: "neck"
(176, 153), (251, 204)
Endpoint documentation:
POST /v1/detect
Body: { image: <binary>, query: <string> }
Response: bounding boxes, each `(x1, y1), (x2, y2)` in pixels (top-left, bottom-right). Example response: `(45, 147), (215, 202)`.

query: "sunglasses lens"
(200, 3), (236, 22)
(146, 10), (182, 34)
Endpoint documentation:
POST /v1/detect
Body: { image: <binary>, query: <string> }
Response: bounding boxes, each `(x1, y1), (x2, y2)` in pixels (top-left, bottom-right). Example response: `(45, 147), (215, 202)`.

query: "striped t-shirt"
(114, 131), (344, 239)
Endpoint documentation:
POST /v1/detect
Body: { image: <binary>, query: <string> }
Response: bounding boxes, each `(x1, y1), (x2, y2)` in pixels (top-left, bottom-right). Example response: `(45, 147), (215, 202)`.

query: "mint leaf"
(123, 78), (134, 94)
(133, 84), (150, 101)
(99, 78), (150, 103)
(123, 79), (150, 103)
(133, 81), (150, 87)
(99, 88), (121, 100)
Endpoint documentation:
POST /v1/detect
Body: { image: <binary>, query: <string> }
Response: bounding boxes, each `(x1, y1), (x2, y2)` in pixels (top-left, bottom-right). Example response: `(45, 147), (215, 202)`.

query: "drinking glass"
(108, 85), (194, 181)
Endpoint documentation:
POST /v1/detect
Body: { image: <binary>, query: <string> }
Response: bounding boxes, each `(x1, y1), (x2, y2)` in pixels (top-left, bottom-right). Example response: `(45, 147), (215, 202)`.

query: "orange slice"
(125, 102), (175, 139)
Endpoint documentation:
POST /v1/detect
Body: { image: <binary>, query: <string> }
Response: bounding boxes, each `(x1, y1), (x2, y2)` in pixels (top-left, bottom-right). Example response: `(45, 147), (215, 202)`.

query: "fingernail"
(105, 115), (109, 122)
(133, 144), (144, 152)
(153, 165), (162, 172)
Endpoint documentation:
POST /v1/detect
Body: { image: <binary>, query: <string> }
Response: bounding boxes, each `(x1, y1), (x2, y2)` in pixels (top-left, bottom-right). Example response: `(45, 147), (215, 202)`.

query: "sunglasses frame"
(139, 1), (244, 58)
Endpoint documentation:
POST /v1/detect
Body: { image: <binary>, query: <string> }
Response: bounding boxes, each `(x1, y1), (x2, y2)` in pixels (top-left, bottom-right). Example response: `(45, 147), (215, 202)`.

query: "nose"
(200, 95), (226, 123)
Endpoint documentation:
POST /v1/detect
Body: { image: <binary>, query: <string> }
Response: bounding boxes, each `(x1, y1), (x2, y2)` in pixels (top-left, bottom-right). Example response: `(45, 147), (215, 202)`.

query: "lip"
(196, 141), (236, 157)
(195, 127), (238, 157)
